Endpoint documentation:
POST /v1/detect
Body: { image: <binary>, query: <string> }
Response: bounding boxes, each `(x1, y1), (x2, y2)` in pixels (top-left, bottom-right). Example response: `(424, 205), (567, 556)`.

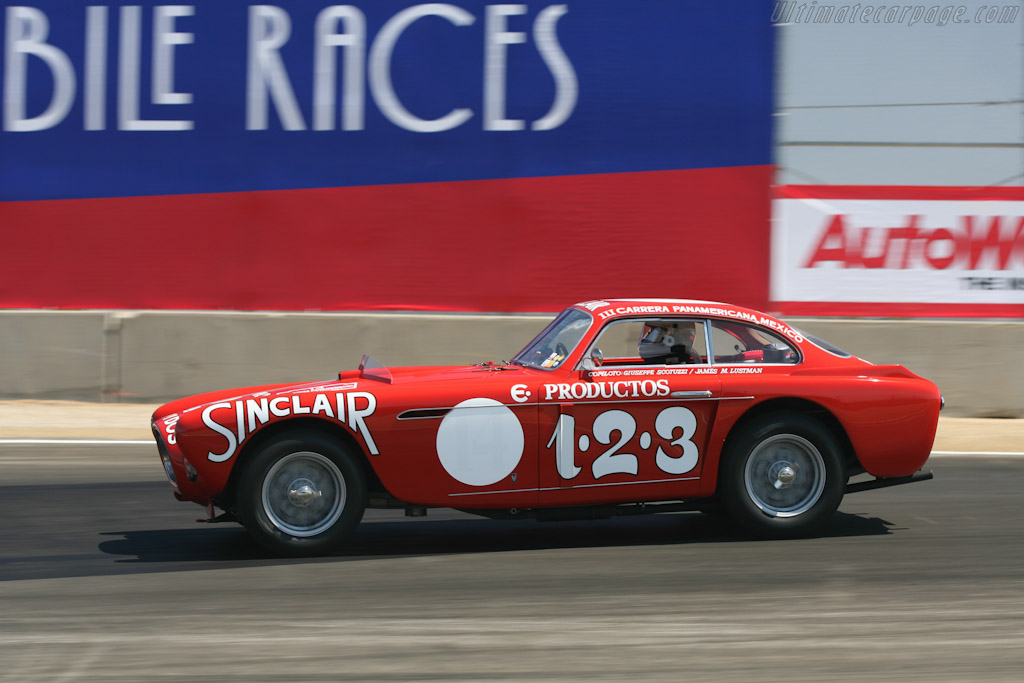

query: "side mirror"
(581, 348), (604, 372)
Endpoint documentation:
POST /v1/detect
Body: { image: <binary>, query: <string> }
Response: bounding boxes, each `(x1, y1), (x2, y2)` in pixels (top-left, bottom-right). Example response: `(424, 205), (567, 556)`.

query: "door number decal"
(546, 406), (699, 480)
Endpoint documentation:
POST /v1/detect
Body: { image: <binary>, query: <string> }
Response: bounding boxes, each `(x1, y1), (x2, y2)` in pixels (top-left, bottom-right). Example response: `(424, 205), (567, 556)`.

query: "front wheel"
(236, 432), (366, 556)
(720, 413), (846, 539)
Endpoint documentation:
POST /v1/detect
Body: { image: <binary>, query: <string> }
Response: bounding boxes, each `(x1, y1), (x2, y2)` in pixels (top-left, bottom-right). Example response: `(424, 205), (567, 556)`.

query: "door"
(537, 317), (722, 507)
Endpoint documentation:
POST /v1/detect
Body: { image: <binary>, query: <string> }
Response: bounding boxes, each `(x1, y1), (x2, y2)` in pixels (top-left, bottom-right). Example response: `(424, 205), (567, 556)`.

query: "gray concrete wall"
(0, 311), (109, 399)
(0, 310), (1019, 417)
(0, 310), (551, 404)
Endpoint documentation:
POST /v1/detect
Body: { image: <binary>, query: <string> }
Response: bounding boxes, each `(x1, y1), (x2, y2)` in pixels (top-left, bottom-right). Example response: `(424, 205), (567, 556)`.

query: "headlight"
(152, 425), (177, 485)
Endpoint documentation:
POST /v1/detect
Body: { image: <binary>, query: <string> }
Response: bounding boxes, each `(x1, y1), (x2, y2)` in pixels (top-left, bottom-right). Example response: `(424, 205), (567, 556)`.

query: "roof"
(572, 299), (805, 343)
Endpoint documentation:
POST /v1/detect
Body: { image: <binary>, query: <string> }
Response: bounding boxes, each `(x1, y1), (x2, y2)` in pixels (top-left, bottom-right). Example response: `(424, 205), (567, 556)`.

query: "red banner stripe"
(1, 166), (772, 312)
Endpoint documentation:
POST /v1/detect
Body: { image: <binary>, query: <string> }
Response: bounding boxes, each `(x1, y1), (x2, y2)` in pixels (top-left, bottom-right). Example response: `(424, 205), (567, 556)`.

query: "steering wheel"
(669, 344), (702, 365)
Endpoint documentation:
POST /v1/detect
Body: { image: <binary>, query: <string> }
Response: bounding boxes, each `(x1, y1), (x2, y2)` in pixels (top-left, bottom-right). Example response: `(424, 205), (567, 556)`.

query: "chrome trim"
(703, 322), (714, 364)
(448, 476), (700, 497)
(538, 396), (752, 406)
(586, 361), (797, 373)
(447, 488), (534, 497)
(397, 394), (754, 419)
(714, 362), (799, 367)
(670, 390), (713, 398)
(578, 316), (710, 370)
(548, 476), (701, 491)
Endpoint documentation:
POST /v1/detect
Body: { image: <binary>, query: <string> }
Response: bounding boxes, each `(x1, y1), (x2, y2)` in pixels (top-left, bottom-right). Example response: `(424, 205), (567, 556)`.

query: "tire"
(720, 412), (846, 539)
(236, 431), (366, 556)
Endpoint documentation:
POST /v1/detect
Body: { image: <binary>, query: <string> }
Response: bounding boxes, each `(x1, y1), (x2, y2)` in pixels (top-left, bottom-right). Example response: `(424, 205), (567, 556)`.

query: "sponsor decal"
(511, 384), (532, 403)
(590, 369), (662, 377)
(201, 391), (378, 462)
(542, 379), (670, 401)
(576, 300), (610, 311)
(773, 191), (1024, 312)
(596, 305), (803, 343)
(2, 3), (576, 135)
(162, 414), (180, 445)
(590, 369), (655, 377)
(511, 379), (672, 403)
(590, 366), (760, 377)
(596, 304), (671, 319)
(803, 213), (1024, 271)
(540, 352), (565, 368)
(547, 405), (700, 480)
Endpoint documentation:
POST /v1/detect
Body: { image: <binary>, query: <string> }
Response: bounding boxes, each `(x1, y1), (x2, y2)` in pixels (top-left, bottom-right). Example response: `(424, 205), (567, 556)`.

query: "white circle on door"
(436, 398), (524, 486)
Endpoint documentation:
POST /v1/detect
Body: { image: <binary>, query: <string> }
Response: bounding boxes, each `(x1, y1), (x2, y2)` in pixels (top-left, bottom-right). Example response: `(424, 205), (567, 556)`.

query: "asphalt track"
(1, 444), (1022, 682)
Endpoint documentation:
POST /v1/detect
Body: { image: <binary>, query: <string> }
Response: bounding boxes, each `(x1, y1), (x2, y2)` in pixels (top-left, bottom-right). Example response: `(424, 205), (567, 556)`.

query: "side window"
(710, 321), (799, 364)
(589, 319), (708, 366)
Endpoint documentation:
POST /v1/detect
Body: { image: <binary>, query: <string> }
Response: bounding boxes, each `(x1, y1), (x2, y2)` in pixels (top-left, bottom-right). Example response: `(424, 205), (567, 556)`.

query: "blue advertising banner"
(1, 1), (773, 200)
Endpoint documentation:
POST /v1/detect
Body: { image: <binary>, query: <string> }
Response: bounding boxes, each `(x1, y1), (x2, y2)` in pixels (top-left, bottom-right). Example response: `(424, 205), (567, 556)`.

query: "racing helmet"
(638, 321), (696, 363)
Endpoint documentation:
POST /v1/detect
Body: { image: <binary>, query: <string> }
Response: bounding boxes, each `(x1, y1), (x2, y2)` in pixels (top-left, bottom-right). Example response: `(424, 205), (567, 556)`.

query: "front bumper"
(151, 419), (213, 506)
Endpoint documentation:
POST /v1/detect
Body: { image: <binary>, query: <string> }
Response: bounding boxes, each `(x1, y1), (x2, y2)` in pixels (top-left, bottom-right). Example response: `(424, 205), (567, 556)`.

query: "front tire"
(720, 412), (846, 539)
(237, 432), (366, 556)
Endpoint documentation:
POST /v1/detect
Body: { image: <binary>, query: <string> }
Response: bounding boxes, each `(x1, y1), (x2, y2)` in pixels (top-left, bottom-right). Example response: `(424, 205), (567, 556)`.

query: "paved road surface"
(0, 444), (1022, 682)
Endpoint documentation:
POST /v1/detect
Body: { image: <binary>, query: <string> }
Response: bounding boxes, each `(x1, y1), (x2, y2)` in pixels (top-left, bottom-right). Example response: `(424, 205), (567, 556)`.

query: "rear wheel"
(720, 412), (846, 539)
(237, 432), (366, 556)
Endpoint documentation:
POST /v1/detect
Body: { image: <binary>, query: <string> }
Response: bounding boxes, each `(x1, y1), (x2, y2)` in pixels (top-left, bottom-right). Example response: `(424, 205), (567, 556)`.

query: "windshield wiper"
(473, 360), (517, 371)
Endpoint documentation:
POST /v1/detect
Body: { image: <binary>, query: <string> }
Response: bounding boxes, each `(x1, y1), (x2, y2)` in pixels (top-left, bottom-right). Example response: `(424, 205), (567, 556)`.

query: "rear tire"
(720, 412), (846, 539)
(237, 431), (366, 556)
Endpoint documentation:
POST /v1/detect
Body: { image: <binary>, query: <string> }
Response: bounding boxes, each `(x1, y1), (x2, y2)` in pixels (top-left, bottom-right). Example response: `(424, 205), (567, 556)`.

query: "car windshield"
(512, 308), (593, 370)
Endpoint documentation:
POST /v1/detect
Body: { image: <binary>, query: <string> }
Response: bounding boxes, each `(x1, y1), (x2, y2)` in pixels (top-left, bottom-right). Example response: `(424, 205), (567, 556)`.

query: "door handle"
(670, 390), (713, 398)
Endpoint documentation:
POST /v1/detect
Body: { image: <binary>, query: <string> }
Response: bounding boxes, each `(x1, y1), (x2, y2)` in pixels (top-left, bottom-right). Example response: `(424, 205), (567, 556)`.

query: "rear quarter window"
(710, 321), (800, 364)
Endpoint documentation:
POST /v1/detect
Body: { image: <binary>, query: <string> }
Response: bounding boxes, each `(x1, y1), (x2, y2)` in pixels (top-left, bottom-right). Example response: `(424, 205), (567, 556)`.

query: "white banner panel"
(772, 186), (1024, 317)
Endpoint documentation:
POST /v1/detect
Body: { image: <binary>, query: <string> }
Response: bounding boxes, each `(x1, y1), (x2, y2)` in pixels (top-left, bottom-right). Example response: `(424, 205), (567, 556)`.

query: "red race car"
(151, 299), (942, 556)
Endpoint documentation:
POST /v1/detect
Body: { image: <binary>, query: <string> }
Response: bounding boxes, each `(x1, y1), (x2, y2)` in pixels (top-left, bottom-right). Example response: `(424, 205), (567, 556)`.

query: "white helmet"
(638, 322), (695, 362)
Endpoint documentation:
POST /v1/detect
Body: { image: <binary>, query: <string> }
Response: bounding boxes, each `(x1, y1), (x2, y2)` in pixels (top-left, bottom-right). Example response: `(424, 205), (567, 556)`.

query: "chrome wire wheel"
(261, 451), (347, 537)
(743, 434), (826, 518)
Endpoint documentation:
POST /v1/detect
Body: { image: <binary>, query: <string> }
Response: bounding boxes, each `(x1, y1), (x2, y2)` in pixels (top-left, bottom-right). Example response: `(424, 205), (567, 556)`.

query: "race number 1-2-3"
(546, 406), (699, 480)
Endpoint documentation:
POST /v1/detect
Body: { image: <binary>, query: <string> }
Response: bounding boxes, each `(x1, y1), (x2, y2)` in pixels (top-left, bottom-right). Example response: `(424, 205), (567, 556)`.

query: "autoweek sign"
(772, 186), (1024, 318)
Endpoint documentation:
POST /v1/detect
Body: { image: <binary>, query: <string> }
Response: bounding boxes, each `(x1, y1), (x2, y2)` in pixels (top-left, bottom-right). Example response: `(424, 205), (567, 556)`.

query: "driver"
(638, 321), (700, 364)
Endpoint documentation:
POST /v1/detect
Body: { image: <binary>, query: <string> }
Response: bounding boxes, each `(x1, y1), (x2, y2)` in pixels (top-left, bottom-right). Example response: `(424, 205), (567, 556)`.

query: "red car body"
(152, 299), (942, 555)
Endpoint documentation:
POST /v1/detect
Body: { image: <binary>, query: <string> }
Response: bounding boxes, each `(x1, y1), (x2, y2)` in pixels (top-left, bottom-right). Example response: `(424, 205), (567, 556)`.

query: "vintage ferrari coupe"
(151, 299), (942, 556)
